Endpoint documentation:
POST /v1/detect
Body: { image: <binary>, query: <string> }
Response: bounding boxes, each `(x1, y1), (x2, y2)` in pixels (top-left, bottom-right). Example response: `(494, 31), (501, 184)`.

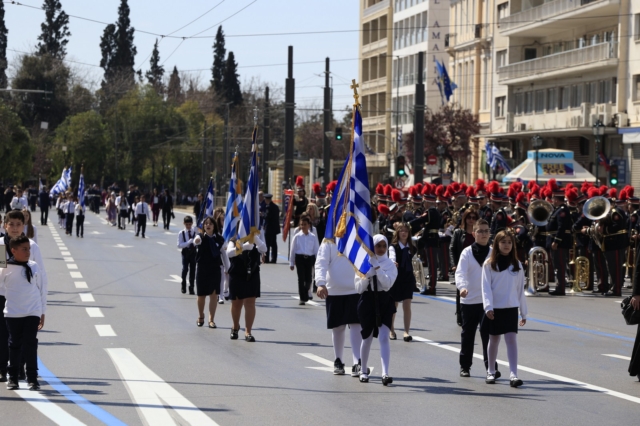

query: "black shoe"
(382, 375), (393, 386)
(485, 373), (496, 384)
(188, 287), (195, 295)
(359, 374), (369, 383)
(135, 234), (139, 237)
(181, 285), (186, 294)
(245, 334), (255, 342)
(0, 372), (6, 382)
(495, 370), (502, 379)
(549, 289), (565, 296)
(333, 358), (345, 375)
(403, 335), (412, 342)
(230, 328), (239, 340)
(420, 290), (430, 295)
(142, 235), (145, 238)
(7, 377), (18, 390)
(414, 287), (421, 292)
(460, 369), (470, 377)
(510, 377), (523, 388)
(28, 380), (40, 391)
(299, 301), (305, 305)
(351, 361), (361, 377)
(605, 291), (621, 297)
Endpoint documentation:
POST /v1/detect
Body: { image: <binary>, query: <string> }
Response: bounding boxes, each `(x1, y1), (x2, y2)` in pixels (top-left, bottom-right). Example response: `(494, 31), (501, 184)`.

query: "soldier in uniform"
(572, 189), (595, 291)
(293, 177), (309, 227)
(599, 188), (629, 297)
(411, 187), (441, 295)
(627, 190), (640, 289)
(436, 185), (452, 282)
(489, 193), (509, 241)
(546, 182), (573, 296)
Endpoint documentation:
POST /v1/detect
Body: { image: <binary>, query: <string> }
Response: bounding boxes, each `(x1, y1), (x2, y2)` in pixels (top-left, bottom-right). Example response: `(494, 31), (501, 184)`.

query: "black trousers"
(65, 213), (75, 235)
(629, 323), (640, 377)
(29, 199), (36, 211)
(604, 249), (624, 295)
(162, 209), (172, 229)
(550, 248), (570, 292)
(438, 240), (451, 280)
(0, 297), (7, 374)
(118, 210), (128, 229)
(40, 207), (48, 225)
(460, 303), (493, 371)
(592, 245), (609, 290)
(76, 214), (85, 237)
(136, 215), (147, 236)
(6, 316), (39, 381)
(181, 251), (196, 288)
(295, 255), (315, 302)
(425, 246), (438, 291)
(265, 232), (278, 263)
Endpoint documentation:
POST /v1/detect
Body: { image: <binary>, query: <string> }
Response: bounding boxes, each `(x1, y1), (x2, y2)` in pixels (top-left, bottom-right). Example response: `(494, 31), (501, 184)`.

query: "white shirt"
(10, 196), (28, 210)
(455, 245), (492, 305)
(481, 260), (528, 319)
(75, 204), (85, 216)
(388, 241), (410, 263)
(115, 196), (129, 210)
(177, 228), (196, 249)
(134, 202), (149, 216)
(0, 261), (47, 317)
(23, 225), (38, 244)
(314, 242), (357, 296)
(226, 234), (267, 257)
(289, 231), (320, 267)
(354, 255), (398, 294)
(64, 201), (75, 214)
(292, 226), (317, 238)
(0, 239), (47, 299)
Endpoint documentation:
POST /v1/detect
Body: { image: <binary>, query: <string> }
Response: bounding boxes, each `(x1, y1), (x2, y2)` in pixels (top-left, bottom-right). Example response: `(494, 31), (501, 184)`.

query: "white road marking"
(157, 241), (166, 245)
(298, 353), (373, 375)
(79, 293), (94, 302)
(63, 257), (74, 262)
(14, 389), (86, 425)
(603, 354), (632, 361)
(165, 275), (182, 283)
(70, 271), (83, 279)
(86, 308), (104, 318)
(66, 264), (78, 270)
(91, 231), (104, 235)
(411, 336), (640, 405)
(95, 325), (116, 337)
(58, 247), (68, 251)
(61, 251), (71, 256)
(165, 232), (173, 235)
(290, 296), (321, 306)
(74, 281), (88, 289)
(113, 244), (133, 248)
(106, 348), (220, 425)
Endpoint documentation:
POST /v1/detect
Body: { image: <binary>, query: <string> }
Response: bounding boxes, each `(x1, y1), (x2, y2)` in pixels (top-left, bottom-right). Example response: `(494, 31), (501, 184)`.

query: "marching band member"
(476, 179), (488, 210)
(411, 186), (441, 295)
(436, 185), (452, 282)
(628, 189), (640, 289)
(572, 186), (595, 291)
(582, 186), (610, 293)
(546, 180), (573, 296)
(599, 188), (629, 297)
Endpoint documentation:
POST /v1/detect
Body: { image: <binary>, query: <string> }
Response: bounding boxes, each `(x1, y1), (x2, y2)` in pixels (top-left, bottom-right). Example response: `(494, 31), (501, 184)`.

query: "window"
(497, 50), (507, 69)
(524, 48), (537, 61)
(535, 90), (544, 113)
(588, 82), (597, 104)
(547, 88), (557, 110)
(634, 75), (640, 101)
(559, 87), (569, 110)
(524, 91), (533, 114)
(570, 85), (582, 108)
(497, 2), (508, 20)
(495, 96), (506, 118)
(635, 14), (640, 41)
(514, 93), (524, 115)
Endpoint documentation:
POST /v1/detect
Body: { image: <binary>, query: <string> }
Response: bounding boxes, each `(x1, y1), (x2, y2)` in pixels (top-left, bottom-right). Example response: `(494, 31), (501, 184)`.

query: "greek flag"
(237, 126), (260, 248)
(324, 106), (374, 277)
(222, 152), (244, 242)
(50, 167), (72, 197)
(197, 178), (215, 228)
(78, 172), (85, 207)
(435, 60), (457, 104)
(489, 144), (512, 172)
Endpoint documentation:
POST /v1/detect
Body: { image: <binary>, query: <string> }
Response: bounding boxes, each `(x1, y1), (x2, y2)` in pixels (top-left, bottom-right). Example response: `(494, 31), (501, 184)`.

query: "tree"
(211, 26), (226, 94)
(0, 101), (33, 183)
(36, 0), (71, 59)
(0, 2), (8, 89)
(296, 113), (349, 161)
(146, 39), (164, 95)
(167, 66), (183, 105)
(224, 51), (242, 107)
(100, 0), (137, 102)
(404, 104), (480, 175)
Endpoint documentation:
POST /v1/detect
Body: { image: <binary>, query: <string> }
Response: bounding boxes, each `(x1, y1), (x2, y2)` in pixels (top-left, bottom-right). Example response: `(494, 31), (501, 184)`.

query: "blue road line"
(38, 358), (127, 426)
(414, 292), (635, 342)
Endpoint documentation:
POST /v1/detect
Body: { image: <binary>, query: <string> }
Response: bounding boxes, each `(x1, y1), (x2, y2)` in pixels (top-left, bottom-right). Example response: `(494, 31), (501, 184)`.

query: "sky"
(4, 0), (361, 108)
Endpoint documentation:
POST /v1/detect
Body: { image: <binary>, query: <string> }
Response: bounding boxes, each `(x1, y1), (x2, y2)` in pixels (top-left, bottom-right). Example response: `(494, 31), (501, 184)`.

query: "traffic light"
(609, 164), (619, 185)
(397, 155), (406, 177)
(335, 127), (343, 140)
(318, 167), (324, 177)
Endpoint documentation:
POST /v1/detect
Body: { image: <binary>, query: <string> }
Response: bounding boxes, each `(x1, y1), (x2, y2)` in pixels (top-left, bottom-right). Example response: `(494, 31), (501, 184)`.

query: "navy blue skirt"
(357, 290), (396, 339)
(325, 294), (360, 329)
(483, 307), (519, 335)
(389, 269), (416, 302)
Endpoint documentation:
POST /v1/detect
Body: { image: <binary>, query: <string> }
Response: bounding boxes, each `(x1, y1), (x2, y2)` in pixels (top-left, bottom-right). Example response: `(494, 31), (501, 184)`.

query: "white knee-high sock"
(379, 325), (391, 376)
(360, 336), (373, 376)
(504, 332), (518, 378)
(332, 325), (346, 362)
(349, 324), (362, 364)
(487, 335), (501, 374)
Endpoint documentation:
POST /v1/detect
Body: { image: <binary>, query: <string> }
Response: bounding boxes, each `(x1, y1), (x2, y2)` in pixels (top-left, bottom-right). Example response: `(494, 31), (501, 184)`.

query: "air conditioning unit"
(519, 123), (527, 131)
(581, 103), (591, 127)
(506, 113), (514, 132)
(617, 112), (629, 128)
(598, 103), (612, 125)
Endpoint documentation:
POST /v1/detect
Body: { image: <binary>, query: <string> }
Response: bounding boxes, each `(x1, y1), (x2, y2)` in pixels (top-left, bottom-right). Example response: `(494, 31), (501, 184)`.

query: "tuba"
(412, 254), (426, 291)
(526, 247), (548, 296)
(527, 199), (554, 227)
(583, 196), (611, 250)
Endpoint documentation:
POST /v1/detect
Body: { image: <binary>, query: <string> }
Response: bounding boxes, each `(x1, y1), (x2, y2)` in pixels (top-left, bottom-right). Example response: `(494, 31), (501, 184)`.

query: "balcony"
(498, 41), (617, 84)
(362, 77), (387, 94)
(499, 0), (619, 37)
(363, 0), (389, 18)
(362, 37), (388, 55)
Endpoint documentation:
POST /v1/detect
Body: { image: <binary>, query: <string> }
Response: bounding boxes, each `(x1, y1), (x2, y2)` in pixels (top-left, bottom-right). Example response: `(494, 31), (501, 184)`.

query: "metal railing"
(364, 0), (390, 17)
(499, 0), (604, 32)
(498, 41), (617, 82)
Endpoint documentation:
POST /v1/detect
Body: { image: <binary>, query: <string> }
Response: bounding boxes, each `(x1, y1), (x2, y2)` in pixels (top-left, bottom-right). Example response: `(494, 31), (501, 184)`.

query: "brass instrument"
(412, 254), (426, 290)
(625, 229), (638, 277)
(526, 247), (549, 296)
(568, 237), (590, 293)
(527, 200), (553, 227)
(583, 196), (612, 250)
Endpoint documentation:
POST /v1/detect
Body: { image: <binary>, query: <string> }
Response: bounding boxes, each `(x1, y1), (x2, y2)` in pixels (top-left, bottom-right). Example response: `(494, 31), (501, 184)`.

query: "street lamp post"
(436, 144), (445, 183)
(531, 135), (543, 185)
(593, 120), (605, 185)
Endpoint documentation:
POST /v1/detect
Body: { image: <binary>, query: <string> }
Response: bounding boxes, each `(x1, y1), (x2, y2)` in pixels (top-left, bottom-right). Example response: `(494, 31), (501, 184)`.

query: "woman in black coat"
(629, 253), (640, 380)
(450, 208), (480, 326)
(194, 217), (228, 328)
(161, 189), (173, 230)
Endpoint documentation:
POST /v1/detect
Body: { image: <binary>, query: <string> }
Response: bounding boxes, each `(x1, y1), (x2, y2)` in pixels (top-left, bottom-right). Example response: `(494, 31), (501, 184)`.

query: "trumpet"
(412, 254), (426, 291)
(526, 246), (549, 296)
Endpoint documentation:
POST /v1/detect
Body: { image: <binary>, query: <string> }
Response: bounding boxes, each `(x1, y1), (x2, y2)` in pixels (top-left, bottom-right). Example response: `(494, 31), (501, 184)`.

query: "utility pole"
(284, 46), (295, 189)
(211, 124), (216, 192)
(202, 119), (207, 192)
(263, 86), (270, 192)
(323, 58), (331, 188)
(414, 52), (425, 185)
(223, 103), (230, 191)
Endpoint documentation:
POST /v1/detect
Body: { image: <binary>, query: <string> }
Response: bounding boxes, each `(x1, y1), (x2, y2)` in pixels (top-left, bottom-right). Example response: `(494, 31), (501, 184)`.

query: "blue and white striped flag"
(197, 178), (215, 228)
(49, 167), (72, 197)
(78, 171), (85, 207)
(485, 142), (494, 168)
(324, 105), (374, 277)
(222, 152), (244, 242)
(490, 144), (512, 172)
(237, 127), (260, 249)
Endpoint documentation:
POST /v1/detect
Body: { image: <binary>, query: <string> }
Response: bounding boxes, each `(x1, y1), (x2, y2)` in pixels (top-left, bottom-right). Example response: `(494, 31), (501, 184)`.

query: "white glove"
(194, 236), (201, 245)
(369, 256), (380, 269)
(242, 242), (253, 251)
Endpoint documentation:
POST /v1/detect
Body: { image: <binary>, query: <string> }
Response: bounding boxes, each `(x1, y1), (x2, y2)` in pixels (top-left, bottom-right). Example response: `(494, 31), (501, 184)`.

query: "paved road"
(0, 209), (638, 425)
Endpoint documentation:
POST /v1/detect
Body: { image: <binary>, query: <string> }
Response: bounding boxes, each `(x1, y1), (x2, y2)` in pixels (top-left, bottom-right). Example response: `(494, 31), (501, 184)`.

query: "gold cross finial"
(351, 79), (360, 105)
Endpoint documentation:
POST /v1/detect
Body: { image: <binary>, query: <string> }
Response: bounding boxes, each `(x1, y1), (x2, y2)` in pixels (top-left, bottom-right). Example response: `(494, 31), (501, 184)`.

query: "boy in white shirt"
(177, 216), (197, 295)
(75, 201), (85, 238)
(289, 216), (319, 305)
(134, 195), (149, 238)
(1, 235), (47, 391)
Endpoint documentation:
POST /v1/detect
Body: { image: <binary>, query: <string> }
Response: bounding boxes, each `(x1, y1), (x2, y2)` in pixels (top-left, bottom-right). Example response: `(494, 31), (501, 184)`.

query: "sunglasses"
(467, 216), (478, 220)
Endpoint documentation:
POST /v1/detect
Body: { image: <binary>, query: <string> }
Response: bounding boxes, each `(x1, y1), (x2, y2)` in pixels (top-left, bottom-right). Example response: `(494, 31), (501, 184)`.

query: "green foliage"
(211, 26), (226, 95)
(36, 0), (71, 59)
(0, 2), (8, 89)
(167, 66), (183, 105)
(224, 51), (242, 107)
(146, 39), (164, 95)
(0, 101), (33, 183)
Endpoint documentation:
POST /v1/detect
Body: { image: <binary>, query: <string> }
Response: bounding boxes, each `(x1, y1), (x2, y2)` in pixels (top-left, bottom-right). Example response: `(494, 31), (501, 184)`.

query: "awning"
(502, 149), (595, 183)
(619, 127), (640, 144)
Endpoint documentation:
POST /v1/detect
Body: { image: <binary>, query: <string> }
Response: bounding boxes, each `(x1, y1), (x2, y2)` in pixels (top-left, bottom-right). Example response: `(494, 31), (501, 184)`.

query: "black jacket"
(449, 228), (474, 266)
(38, 191), (50, 209)
(264, 202), (281, 235)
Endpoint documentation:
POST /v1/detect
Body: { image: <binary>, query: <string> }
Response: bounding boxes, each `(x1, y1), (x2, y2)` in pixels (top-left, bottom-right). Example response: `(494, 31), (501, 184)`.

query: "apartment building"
(484, 0), (635, 186)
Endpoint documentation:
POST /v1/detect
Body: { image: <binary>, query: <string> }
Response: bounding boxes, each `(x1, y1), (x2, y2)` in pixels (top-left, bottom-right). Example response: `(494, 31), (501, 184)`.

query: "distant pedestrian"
(75, 201), (85, 238)
(38, 187), (50, 226)
(263, 194), (280, 263)
(177, 216), (197, 295)
(134, 195), (149, 238)
(151, 188), (160, 227)
(161, 189), (174, 230)
(63, 194), (76, 236)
